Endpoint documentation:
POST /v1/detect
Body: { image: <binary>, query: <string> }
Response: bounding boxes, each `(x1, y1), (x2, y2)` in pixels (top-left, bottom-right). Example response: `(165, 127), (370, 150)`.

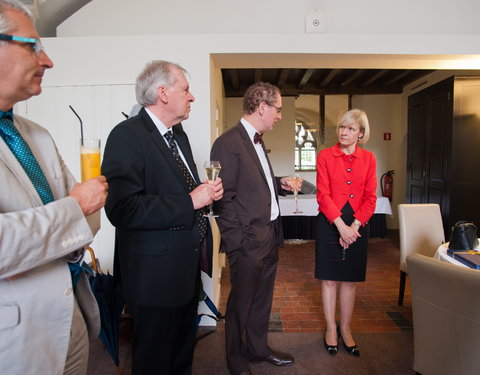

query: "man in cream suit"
(0, 1), (108, 374)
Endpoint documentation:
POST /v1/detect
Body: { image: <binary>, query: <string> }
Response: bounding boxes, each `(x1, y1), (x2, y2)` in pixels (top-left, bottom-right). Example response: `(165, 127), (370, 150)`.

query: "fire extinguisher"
(381, 170), (394, 201)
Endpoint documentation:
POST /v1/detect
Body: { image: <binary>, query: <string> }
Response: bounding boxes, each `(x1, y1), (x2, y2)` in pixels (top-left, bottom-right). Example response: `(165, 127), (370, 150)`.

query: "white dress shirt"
(240, 118), (279, 221)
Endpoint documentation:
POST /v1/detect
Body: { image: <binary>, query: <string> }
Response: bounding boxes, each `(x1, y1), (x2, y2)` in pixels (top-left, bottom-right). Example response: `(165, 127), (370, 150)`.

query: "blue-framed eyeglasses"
(0, 33), (44, 57)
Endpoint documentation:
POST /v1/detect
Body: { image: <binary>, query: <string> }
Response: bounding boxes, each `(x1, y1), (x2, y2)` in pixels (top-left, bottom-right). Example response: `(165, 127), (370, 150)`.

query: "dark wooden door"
(407, 91), (428, 203)
(407, 77), (453, 230)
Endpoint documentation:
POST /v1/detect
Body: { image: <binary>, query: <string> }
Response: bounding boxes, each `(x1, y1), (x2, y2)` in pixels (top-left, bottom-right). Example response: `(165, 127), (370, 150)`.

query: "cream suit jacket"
(0, 115), (100, 375)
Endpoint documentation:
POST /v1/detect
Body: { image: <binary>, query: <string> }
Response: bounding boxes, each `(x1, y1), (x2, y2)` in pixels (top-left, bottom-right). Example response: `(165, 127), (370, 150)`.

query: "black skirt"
(315, 202), (369, 282)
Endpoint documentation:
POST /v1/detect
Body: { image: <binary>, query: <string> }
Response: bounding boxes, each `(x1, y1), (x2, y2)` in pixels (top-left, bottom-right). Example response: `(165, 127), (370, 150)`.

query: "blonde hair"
(336, 109), (370, 144)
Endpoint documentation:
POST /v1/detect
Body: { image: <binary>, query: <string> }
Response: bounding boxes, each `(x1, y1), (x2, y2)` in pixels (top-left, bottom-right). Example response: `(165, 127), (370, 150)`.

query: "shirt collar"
(332, 142), (362, 158)
(145, 107), (170, 136)
(240, 117), (260, 143)
(0, 109), (13, 120)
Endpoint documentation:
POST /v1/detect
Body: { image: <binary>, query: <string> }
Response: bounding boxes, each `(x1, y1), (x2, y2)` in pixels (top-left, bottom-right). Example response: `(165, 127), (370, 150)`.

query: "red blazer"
(316, 143), (377, 225)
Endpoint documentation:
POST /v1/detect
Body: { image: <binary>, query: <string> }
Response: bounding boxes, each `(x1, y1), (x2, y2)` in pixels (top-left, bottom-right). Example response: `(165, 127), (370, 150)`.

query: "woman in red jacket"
(315, 109), (377, 357)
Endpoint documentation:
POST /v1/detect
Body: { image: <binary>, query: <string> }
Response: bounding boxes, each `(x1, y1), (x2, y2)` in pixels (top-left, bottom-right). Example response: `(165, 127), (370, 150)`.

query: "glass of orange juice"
(80, 138), (101, 181)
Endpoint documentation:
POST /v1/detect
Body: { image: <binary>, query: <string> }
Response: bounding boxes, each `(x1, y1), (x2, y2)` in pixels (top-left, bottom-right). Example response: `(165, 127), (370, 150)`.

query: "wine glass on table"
(203, 160), (221, 217)
(288, 173), (303, 214)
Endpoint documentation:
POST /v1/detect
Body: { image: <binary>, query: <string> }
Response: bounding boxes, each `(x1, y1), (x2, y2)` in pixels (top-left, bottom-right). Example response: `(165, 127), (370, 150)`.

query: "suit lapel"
(139, 109), (191, 193)
(139, 109), (198, 190)
(236, 123), (270, 187)
(173, 125), (201, 184)
(0, 127), (44, 206)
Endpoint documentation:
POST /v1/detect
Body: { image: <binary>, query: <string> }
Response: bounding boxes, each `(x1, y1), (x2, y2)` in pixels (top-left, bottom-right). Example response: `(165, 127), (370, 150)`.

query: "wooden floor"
(218, 230), (412, 333)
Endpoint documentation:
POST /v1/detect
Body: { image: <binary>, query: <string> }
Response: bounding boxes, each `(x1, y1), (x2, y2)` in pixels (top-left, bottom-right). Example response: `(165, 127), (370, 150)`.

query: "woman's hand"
(334, 217), (361, 248)
(339, 237), (350, 249)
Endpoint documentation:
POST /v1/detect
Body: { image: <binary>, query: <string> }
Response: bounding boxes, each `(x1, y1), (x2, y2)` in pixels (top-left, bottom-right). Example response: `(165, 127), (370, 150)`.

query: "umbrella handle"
(86, 246), (100, 274)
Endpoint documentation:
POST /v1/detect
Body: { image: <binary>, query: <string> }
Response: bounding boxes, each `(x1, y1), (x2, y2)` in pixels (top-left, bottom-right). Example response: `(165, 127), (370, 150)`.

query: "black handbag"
(448, 221), (479, 250)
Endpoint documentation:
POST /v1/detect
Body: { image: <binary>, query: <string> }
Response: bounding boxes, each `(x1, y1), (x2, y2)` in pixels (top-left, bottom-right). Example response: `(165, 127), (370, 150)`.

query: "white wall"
(58, 0), (480, 36)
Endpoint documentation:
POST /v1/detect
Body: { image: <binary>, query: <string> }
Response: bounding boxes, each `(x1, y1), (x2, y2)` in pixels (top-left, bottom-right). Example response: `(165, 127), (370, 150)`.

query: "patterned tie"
(0, 117), (54, 204)
(254, 132), (263, 144)
(164, 130), (208, 239)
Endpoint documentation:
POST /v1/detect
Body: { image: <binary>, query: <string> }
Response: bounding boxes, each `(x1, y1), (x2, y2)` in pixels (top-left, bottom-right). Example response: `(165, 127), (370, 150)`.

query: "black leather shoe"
(250, 351), (295, 366)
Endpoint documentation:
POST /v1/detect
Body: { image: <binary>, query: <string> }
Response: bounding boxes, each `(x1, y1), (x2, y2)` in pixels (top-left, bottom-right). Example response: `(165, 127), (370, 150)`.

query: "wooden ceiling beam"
(341, 69), (365, 87)
(362, 69), (388, 86)
(221, 68), (433, 97)
(320, 69), (341, 87)
(254, 69), (262, 82)
(277, 69), (289, 88)
(383, 70), (411, 86)
(229, 69), (239, 90)
(297, 69), (315, 89)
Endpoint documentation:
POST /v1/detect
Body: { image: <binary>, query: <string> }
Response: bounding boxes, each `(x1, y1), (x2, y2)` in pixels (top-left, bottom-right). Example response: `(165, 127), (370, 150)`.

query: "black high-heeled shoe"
(323, 331), (338, 356)
(337, 327), (360, 357)
(343, 343), (360, 357)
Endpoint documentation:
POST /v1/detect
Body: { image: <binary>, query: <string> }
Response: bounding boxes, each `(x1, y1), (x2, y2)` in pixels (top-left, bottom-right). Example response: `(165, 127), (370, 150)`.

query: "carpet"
(87, 329), (415, 374)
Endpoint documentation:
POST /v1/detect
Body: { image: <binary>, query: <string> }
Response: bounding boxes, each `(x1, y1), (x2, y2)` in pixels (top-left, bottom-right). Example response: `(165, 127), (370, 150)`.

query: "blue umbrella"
(86, 247), (124, 368)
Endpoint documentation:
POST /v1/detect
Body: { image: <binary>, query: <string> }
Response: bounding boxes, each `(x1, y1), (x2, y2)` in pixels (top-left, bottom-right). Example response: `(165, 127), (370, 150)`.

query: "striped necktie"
(164, 130), (208, 239)
(0, 116), (54, 204)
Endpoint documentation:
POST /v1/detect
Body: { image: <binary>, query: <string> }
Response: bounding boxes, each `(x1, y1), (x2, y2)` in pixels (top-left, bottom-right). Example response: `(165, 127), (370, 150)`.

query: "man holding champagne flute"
(211, 81), (301, 375)
(102, 60), (223, 374)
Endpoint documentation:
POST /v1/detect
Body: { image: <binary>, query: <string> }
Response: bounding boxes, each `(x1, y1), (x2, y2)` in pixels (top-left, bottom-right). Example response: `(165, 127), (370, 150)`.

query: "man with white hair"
(103, 60), (223, 374)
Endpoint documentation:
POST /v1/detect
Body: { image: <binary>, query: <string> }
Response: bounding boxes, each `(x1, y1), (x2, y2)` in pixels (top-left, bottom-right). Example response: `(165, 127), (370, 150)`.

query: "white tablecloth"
(279, 195), (392, 217)
(375, 197), (393, 215)
(434, 241), (480, 267)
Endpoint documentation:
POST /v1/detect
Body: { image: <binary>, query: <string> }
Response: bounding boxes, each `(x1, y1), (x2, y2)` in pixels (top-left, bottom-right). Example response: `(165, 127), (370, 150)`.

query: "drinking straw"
(69, 105), (84, 146)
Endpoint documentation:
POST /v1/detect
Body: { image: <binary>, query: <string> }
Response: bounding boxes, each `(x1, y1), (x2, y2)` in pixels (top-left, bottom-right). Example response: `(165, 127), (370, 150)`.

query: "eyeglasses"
(0, 33), (44, 57)
(265, 103), (282, 114)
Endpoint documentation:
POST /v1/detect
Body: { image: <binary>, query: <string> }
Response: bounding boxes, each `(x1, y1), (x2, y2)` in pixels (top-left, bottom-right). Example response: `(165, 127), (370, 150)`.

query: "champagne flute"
(204, 160), (221, 217)
(288, 173), (303, 214)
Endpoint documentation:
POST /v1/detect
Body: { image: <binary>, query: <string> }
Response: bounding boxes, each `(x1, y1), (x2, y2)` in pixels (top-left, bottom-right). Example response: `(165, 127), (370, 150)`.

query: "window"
(295, 120), (317, 171)
(295, 95), (349, 171)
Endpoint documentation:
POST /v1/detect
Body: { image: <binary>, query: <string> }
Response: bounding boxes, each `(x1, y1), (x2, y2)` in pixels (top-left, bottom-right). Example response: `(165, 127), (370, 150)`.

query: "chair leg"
(398, 271), (406, 306)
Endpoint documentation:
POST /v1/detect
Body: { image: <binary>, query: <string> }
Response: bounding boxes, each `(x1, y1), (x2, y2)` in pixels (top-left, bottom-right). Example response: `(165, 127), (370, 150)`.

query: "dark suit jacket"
(211, 122), (284, 253)
(102, 108), (212, 307)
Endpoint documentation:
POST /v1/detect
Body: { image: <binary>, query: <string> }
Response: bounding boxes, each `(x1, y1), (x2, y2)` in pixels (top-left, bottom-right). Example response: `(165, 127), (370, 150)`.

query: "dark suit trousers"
(225, 219), (280, 375)
(130, 277), (200, 375)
